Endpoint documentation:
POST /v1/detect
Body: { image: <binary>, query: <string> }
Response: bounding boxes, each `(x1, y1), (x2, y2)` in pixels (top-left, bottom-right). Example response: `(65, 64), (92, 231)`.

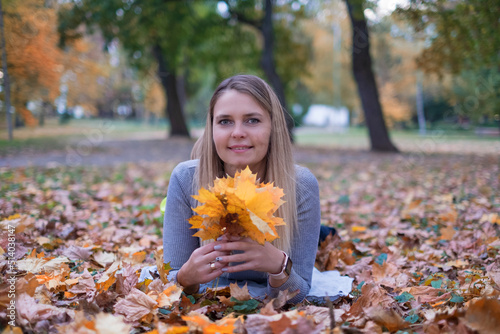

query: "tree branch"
(222, 0), (262, 30)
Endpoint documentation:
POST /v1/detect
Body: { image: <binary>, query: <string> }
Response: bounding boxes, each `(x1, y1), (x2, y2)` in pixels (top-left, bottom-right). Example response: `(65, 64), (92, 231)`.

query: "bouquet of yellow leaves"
(188, 167), (286, 245)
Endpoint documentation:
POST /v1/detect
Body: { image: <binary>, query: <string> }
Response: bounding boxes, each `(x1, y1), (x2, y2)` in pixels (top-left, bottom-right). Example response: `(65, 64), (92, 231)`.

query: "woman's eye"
(247, 118), (260, 124)
(219, 119), (232, 125)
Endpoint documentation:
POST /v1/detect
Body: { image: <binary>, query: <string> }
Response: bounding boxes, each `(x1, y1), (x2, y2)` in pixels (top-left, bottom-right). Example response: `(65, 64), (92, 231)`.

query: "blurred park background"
(0, 0), (499, 162)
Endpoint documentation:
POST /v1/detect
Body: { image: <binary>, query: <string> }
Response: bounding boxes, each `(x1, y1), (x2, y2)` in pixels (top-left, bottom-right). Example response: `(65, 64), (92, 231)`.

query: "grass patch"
(0, 136), (72, 157)
(294, 127), (500, 154)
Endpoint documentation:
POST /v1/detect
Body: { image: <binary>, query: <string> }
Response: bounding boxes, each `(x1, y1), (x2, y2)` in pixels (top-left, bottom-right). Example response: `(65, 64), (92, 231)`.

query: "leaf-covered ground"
(0, 149), (499, 333)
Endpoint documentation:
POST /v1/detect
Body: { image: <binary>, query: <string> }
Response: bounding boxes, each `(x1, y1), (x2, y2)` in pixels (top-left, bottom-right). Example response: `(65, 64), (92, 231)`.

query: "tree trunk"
(345, 0), (398, 152)
(260, 0), (294, 141)
(0, 0), (13, 140)
(153, 44), (190, 138)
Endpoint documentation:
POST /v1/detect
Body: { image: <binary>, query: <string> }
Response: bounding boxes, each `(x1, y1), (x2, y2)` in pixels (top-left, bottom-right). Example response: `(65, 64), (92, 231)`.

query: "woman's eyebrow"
(214, 114), (232, 121)
(214, 112), (263, 120)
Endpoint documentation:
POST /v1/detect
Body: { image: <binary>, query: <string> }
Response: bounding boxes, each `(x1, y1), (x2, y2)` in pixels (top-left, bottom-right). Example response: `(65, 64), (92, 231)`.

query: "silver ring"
(210, 262), (216, 270)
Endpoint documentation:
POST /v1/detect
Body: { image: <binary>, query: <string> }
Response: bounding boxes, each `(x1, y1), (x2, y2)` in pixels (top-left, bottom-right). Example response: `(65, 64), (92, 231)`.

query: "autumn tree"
(0, 0), (63, 128)
(60, 35), (113, 118)
(343, 0), (398, 152)
(59, 0), (217, 137)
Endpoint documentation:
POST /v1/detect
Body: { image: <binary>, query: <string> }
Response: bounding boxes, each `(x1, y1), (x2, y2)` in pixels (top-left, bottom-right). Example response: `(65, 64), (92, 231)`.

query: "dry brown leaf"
(229, 282), (251, 301)
(346, 283), (395, 320)
(440, 225), (457, 240)
(15, 273), (38, 297)
(16, 293), (74, 327)
(16, 255), (69, 274)
(371, 261), (399, 286)
(463, 298), (500, 334)
(260, 300), (279, 316)
(93, 251), (116, 267)
(114, 288), (157, 322)
(365, 306), (408, 332)
(115, 264), (139, 296)
(402, 286), (450, 304)
(153, 247), (170, 284)
(62, 245), (93, 261)
(56, 311), (132, 334)
(69, 269), (96, 295)
(272, 289), (299, 309)
(218, 295), (237, 308)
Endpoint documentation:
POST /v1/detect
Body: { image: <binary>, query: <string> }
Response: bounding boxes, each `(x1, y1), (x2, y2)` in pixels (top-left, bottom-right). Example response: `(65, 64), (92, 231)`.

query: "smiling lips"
(229, 145), (252, 152)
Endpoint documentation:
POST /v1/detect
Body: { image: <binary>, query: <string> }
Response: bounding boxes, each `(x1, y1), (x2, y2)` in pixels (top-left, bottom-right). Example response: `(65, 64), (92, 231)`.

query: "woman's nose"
(231, 123), (246, 138)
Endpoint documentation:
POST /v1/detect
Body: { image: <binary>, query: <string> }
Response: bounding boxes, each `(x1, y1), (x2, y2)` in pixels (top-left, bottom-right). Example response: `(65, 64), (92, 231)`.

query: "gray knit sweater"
(162, 160), (320, 303)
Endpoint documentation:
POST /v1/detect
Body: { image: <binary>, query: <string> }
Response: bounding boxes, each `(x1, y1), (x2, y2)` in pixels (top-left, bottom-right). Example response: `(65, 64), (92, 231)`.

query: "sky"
(374, 0), (409, 17)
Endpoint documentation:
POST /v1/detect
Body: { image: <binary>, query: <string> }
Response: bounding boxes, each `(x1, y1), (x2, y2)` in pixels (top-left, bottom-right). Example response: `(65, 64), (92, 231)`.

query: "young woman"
(163, 75), (321, 303)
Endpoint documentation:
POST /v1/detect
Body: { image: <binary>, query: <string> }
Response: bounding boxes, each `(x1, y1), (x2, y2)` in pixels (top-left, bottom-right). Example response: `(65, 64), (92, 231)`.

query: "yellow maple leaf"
(188, 167), (285, 244)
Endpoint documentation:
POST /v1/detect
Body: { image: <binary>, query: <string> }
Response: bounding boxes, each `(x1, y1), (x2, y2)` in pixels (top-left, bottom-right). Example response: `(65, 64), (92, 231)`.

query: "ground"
(0, 121), (499, 333)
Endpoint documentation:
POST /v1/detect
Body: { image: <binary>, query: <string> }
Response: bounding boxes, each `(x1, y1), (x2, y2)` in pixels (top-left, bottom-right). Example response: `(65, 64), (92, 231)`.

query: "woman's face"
(212, 89), (272, 177)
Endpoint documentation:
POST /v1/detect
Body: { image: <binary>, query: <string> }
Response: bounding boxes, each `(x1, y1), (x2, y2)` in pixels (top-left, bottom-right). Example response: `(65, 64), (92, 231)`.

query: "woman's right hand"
(176, 241), (229, 290)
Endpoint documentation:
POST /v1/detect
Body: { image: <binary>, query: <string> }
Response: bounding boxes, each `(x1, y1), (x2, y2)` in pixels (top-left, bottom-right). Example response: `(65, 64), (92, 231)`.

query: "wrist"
(270, 251), (286, 275)
(176, 268), (199, 294)
(269, 251), (292, 280)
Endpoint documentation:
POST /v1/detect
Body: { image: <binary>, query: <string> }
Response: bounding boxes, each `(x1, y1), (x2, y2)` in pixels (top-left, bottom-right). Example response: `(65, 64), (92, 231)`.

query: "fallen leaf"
(365, 306), (408, 332)
(230, 282), (251, 301)
(156, 284), (182, 308)
(463, 297), (500, 334)
(16, 293), (74, 327)
(114, 288), (158, 323)
(440, 225), (456, 240)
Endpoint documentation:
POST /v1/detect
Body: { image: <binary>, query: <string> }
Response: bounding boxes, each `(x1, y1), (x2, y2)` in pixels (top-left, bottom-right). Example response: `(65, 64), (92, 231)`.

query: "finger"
(216, 233), (242, 242)
(197, 241), (222, 255)
(221, 262), (253, 273)
(226, 234), (242, 242)
(205, 262), (228, 277)
(214, 241), (252, 252)
(218, 252), (249, 264)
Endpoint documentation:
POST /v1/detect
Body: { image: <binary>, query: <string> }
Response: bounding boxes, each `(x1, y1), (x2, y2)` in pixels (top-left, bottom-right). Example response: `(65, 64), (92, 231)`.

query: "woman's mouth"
(229, 146), (252, 152)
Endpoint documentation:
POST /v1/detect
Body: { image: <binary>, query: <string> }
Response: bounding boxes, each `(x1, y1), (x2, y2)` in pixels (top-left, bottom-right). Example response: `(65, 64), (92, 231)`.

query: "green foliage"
(395, 292), (415, 303)
(450, 293), (464, 303)
(430, 279), (442, 289)
(375, 253), (388, 265)
(396, 0), (500, 74)
(58, 0), (311, 125)
(405, 313), (420, 324)
(451, 67), (500, 123)
(231, 298), (260, 313)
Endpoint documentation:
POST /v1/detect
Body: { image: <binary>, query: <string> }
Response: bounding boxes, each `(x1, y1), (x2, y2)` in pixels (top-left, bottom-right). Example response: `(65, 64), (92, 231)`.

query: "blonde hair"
(191, 75), (296, 254)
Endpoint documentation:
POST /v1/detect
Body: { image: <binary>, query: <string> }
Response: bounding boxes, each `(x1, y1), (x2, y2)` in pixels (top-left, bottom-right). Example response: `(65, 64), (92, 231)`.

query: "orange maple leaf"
(182, 313), (236, 334)
(188, 167), (286, 244)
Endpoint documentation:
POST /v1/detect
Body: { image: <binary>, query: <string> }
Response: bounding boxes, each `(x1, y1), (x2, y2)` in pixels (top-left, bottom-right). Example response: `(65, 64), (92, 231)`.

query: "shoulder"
(294, 165), (319, 189)
(172, 159), (198, 174)
(171, 160), (198, 183)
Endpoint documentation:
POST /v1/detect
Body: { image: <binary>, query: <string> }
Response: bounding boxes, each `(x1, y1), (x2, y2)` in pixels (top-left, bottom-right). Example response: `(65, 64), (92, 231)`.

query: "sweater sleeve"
(163, 161), (199, 275)
(266, 166), (321, 303)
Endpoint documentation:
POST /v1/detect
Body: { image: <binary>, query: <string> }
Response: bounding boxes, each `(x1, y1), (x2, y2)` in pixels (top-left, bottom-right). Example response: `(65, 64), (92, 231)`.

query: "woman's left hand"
(213, 235), (284, 274)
